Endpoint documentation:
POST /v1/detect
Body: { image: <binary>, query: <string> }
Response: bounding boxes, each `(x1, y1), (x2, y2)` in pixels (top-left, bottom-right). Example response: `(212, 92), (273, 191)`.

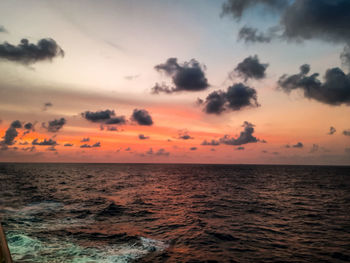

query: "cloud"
(343, 130), (350, 136)
(82, 109), (126, 125)
(278, 65), (350, 106)
(47, 146), (57, 152)
(190, 147), (197, 151)
(178, 130), (193, 140)
(80, 137), (90, 142)
(201, 83), (259, 114)
(0, 38), (64, 64)
(220, 121), (259, 146)
(0, 25), (7, 33)
(11, 120), (22, 128)
(24, 122), (34, 130)
(42, 118), (66, 132)
(236, 146), (245, 150)
(233, 55), (269, 81)
(106, 126), (118, 131)
(221, 0), (287, 20)
(201, 139), (220, 146)
(238, 26), (277, 43)
(292, 142), (303, 148)
(124, 74), (140, 80)
(64, 143), (73, 147)
(80, 142), (101, 148)
(155, 148), (170, 156)
(125, 147), (131, 151)
(43, 102), (53, 111)
(131, 109), (153, 126)
(2, 127), (18, 145)
(138, 134), (149, 140)
(328, 126), (336, 135)
(152, 57), (209, 94)
(32, 138), (57, 146)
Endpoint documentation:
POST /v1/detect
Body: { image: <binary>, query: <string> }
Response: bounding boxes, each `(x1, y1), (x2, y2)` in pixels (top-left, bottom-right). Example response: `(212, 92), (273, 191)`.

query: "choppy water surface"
(1, 163), (350, 262)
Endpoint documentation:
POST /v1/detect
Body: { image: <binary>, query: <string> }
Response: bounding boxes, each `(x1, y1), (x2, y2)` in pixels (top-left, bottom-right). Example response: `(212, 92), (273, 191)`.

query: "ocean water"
(1, 163), (350, 263)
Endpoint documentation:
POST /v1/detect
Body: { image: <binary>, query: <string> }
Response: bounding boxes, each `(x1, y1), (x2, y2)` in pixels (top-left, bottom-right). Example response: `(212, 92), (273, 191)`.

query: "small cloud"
(0, 25), (8, 33)
(125, 147), (131, 151)
(32, 138), (57, 146)
(292, 142), (304, 148)
(236, 146), (245, 150)
(80, 137), (90, 142)
(124, 74), (140, 80)
(131, 109), (153, 126)
(64, 143), (73, 147)
(43, 102), (53, 111)
(178, 130), (193, 140)
(201, 139), (220, 146)
(328, 126), (336, 135)
(190, 147), (197, 151)
(80, 142), (101, 148)
(343, 130), (350, 136)
(42, 118), (66, 132)
(220, 121), (260, 146)
(138, 134), (150, 140)
(233, 55), (269, 81)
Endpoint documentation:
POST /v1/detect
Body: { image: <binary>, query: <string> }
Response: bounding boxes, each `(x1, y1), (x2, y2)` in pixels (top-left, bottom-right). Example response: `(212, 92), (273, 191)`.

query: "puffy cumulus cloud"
(220, 121), (260, 146)
(234, 55), (269, 81)
(82, 109), (126, 125)
(64, 143), (73, 147)
(0, 38), (64, 65)
(221, 0), (287, 20)
(131, 109), (153, 126)
(80, 142), (101, 148)
(343, 130), (350, 136)
(328, 126), (336, 135)
(201, 83), (259, 114)
(42, 118), (66, 132)
(278, 65), (350, 106)
(190, 147), (197, 151)
(80, 137), (90, 142)
(201, 139), (220, 146)
(32, 138), (57, 146)
(2, 127), (18, 146)
(10, 120), (22, 128)
(152, 57), (209, 94)
(138, 134), (150, 140)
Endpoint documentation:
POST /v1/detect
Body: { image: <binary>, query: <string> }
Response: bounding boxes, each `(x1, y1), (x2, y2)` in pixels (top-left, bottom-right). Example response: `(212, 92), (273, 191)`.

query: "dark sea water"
(1, 163), (350, 263)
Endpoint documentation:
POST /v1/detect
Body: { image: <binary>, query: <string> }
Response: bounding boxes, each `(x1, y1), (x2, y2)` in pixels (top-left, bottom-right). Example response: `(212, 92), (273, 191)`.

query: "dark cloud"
(234, 55), (269, 81)
(202, 83), (259, 114)
(236, 146), (245, 150)
(152, 57), (209, 93)
(80, 137), (90, 142)
(201, 139), (220, 146)
(178, 131), (194, 140)
(328, 126), (336, 135)
(278, 65), (350, 106)
(221, 0), (287, 19)
(24, 122), (34, 130)
(42, 118), (66, 132)
(343, 130), (350, 136)
(0, 38), (64, 64)
(292, 142), (303, 148)
(32, 138), (57, 146)
(106, 126), (118, 131)
(139, 134), (150, 140)
(43, 102), (53, 111)
(220, 121), (259, 146)
(11, 120), (22, 128)
(64, 143), (73, 147)
(190, 147), (197, 151)
(0, 25), (7, 33)
(80, 142), (101, 148)
(2, 127), (18, 145)
(82, 109), (126, 125)
(131, 109), (153, 126)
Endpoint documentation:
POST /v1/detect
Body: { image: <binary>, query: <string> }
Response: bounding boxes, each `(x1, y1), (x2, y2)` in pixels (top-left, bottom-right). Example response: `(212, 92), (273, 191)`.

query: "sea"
(0, 163), (350, 263)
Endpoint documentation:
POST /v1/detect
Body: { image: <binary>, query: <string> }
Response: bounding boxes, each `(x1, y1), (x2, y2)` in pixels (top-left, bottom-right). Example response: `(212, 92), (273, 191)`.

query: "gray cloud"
(201, 139), (220, 146)
(152, 57), (209, 94)
(138, 134), (150, 140)
(42, 118), (66, 132)
(292, 142), (303, 148)
(238, 26), (280, 43)
(143, 148), (170, 157)
(343, 130), (350, 136)
(234, 55), (269, 81)
(2, 127), (18, 145)
(328, 126), (336, 135)
(278, 65), (350, 106)
(0, 38), (64, 64)
(80, 142), (101, 148)
(11, 120), (22, 128)
(219, 121), (259, 146)
(178, 131), (194, 140)
(24, 122), (34, 130)
(0, 25), (7, 33)
(190, 147), (197, 151)
(201, 83), (259, 114)
(64, 143), (73, 147)
(131, 109), (153, 126)
(236, 146), (245, 150)
(80, 137), (90, 142)
(32, 138), (57, 146)
(82, 109), (126, 125)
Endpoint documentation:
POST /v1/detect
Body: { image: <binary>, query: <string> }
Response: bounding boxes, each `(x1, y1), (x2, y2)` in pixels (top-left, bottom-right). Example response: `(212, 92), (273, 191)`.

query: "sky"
(0, 0), (349, 164)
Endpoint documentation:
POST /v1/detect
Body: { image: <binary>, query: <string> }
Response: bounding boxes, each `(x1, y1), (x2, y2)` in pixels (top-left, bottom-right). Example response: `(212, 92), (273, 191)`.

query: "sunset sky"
(0, 0), (349, 164)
